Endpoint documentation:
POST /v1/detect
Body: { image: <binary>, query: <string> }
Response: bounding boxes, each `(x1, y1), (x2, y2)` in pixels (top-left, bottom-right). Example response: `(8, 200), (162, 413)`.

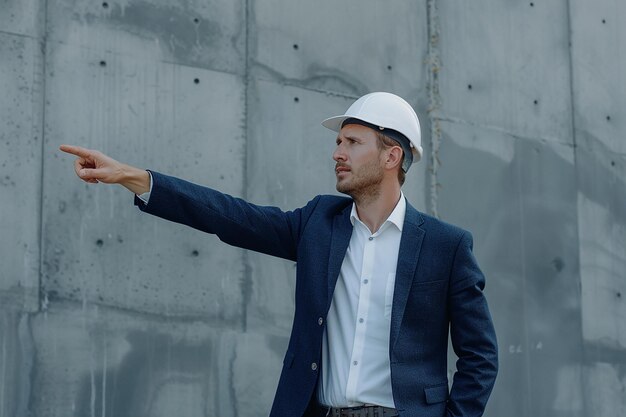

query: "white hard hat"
(322, 92), (423, 168)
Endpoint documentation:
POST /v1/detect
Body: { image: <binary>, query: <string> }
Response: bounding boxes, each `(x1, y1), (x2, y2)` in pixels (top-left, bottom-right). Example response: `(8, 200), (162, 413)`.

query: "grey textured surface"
(0, 32), (42, 311)
(437, 1), (573, 143)
(46, 0), (246, 74)
(41, 40), (247, 319)
(250, 0), (428, 99)
(1, 0), (625, 416)
(0, 0), (43, 38)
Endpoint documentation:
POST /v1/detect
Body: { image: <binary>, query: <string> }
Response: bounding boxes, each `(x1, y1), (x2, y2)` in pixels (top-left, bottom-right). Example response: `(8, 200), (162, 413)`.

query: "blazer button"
(318, 317), (324, 326)
(311, 362), (318, 371)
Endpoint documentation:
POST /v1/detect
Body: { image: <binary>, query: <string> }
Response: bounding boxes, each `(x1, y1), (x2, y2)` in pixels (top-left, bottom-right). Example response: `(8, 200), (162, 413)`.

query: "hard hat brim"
(321, 115), (350, 133)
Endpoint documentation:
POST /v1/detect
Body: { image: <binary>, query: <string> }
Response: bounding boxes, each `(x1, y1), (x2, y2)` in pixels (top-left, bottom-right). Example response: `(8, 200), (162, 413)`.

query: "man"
(61, 92), (498, 417)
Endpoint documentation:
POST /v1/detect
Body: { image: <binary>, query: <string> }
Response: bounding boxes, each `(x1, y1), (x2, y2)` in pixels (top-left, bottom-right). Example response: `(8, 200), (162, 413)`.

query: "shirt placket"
(345, 225), (376, 403)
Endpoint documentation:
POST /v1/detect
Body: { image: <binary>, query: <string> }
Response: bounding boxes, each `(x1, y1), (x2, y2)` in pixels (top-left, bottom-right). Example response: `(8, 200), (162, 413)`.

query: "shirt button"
(311, 362), (318, 371)
(359, 318), (364, 323)
(353, 361), (358, 366)
(363, 279), (369, 284)
(368, 236), (374, 241)
(318, 317), (324, 326)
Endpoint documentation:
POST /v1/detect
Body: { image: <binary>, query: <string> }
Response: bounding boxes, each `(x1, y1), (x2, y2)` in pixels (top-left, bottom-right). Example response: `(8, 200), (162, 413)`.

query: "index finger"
(59, 144), (93, 158)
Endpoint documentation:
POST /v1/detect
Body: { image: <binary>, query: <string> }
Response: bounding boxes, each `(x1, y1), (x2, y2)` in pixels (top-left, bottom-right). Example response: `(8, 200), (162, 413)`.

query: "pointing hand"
(59, 145), (125, 184)
(59, 145), (150, 194)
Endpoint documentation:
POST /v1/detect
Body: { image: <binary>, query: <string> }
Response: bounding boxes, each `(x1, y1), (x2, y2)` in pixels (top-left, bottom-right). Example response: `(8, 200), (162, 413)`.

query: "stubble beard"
(336, 157), (384, 205)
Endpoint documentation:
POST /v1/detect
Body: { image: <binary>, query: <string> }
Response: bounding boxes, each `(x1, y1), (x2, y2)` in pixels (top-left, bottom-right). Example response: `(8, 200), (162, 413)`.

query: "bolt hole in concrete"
(102, 2), (108, 8)
(617, 292), (622, 298)
(294, 97), (299, 103)
(530, 2), (534, 6)
(194, 18), (200, 24)
(293, 44), (299, 50)
(192, 250), (199, 257)
(100, 60), (106, 67)
(194, 78), (200, 84)
(467, 84), (472, 90)
(534, 99), (538, 105)
(96, 239), (104, 247)
(606, 115), (611, 121)
(611, 161), (616, 167)
(602, 19), (606, 24)
(387, 65), (392, 70)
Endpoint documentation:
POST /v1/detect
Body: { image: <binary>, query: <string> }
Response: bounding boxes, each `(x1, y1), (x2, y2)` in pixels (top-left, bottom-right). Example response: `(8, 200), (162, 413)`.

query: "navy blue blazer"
(135, 171), (498, 417)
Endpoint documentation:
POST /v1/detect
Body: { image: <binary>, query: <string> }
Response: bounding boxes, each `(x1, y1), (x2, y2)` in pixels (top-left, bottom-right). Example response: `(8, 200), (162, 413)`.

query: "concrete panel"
(46, 0), (245, 74)
(571, 1), (626, 155)
(26, 301), (286, 417)
(436, 120), (583, 417)
(576, 137), (626, 351)
(43, 40), (247, 320)
(29, 302), (231, 417)
(250, 0), (428, 99)
(437, 1), (573, 143)
(244, 80), (430, 333)
(0, 33), (42, 310)
(0, 0), (42, 38)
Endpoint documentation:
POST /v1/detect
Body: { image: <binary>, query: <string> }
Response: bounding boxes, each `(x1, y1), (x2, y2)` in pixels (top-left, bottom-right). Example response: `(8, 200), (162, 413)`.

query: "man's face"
(333, 123), (385, 198)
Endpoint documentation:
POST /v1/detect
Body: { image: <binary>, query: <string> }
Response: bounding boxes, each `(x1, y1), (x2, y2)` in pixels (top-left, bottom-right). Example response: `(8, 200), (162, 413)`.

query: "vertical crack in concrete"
(19, 314), (36, 417)
(101, 342), (107, 417)
(37, 0), (51, 313)
(241, 0), (253, 332)
(228, 345), (238, 417)
(564, 1), (587, 415)
(426, 0), (442, 218)
(0, 316), (6, 417)
(515, 155), (532, 417)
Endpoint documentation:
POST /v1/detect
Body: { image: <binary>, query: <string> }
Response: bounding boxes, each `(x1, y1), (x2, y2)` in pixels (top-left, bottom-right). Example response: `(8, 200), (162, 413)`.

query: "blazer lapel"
(390, 202), (425, 350)
(326, 206), (353, 310)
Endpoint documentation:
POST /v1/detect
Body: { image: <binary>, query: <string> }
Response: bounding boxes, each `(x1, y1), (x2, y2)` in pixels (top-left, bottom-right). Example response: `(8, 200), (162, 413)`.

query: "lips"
(335, 165), (350, 175)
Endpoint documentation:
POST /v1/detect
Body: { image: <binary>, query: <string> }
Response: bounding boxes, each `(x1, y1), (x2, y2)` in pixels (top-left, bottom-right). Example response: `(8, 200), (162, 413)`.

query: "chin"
(336, 182), (354, 196)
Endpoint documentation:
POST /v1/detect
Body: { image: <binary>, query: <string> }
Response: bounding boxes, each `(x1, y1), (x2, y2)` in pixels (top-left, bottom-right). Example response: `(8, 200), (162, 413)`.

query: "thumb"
(79, 168), (107, 180)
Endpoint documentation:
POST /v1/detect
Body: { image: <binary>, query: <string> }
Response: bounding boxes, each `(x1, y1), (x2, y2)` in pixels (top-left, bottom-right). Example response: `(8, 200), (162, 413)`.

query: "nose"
(333, 143), (346, 162)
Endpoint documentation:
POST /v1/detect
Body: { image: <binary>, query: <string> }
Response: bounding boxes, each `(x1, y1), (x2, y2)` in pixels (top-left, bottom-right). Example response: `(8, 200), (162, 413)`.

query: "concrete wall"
(0, 0), (624, 416)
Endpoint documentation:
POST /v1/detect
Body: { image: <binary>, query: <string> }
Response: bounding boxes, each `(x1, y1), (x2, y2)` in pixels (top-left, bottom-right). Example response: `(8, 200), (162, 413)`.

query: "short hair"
(375, 131), (406, 186)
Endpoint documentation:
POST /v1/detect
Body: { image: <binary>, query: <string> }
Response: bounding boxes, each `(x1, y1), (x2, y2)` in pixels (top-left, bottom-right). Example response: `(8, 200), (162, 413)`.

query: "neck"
(353, 179), (402, 233)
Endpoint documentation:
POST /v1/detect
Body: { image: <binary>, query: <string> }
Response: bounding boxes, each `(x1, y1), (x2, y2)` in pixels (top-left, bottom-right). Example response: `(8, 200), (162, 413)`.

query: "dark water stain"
(575, 130), (626, 225)
(438, 128), (584, 415)
(75, 1), (244, 71)
(74, 330), (215, 417)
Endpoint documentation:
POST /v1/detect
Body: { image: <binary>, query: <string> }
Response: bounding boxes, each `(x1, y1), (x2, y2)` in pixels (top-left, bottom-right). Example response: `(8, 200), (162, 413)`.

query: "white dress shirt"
(318, 194), (405, 408)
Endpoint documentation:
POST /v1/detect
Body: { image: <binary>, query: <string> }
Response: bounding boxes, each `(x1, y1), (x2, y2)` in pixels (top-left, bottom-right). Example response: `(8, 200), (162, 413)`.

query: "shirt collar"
(349, 191), (406, 232)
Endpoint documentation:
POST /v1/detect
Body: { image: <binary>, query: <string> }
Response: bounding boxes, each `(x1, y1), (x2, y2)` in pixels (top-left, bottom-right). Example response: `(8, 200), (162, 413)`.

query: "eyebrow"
(336, 135), (362, 143)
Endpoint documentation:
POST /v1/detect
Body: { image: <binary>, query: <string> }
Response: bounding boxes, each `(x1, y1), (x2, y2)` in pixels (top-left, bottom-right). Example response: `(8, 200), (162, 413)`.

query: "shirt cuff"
(136, 171), (153, 204)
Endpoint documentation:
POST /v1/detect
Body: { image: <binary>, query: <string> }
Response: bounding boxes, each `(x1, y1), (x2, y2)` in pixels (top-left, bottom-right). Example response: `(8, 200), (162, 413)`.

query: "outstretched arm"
(59, 144), (150, 195)
(60, 145), (318, 261)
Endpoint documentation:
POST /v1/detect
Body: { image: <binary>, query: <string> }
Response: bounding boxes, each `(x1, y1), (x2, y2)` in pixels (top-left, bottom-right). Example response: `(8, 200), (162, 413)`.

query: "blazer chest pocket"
(424, 382), (449, 404)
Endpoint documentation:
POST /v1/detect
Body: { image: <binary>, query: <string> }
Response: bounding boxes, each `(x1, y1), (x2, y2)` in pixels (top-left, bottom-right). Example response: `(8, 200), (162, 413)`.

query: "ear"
(384, 146), (403, 171)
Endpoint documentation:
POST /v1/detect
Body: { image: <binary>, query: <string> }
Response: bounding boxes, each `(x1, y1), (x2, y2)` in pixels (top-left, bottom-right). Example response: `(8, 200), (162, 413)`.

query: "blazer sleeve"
(447, 231), (498, 417)
(134, 170), (320, 262)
